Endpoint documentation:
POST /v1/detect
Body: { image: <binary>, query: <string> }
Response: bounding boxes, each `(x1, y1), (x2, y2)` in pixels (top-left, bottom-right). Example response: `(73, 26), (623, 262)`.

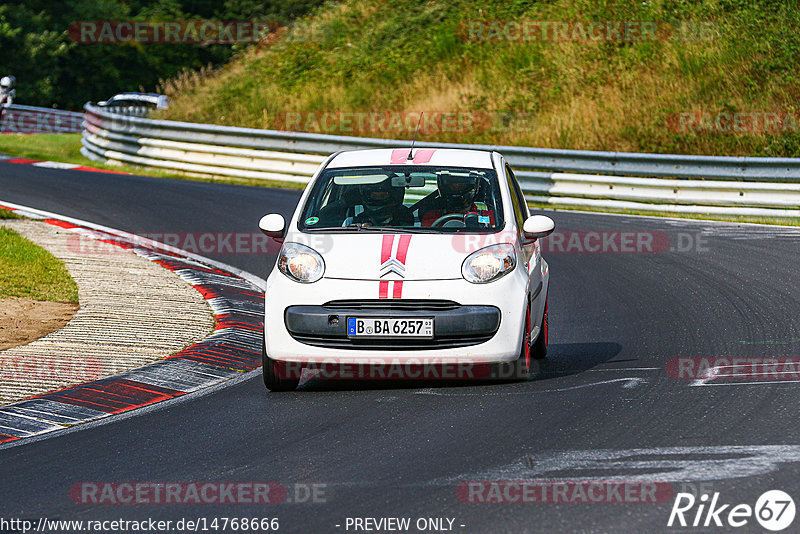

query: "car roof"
(97, 93), (168, 109)
(327, 148), (495, 170)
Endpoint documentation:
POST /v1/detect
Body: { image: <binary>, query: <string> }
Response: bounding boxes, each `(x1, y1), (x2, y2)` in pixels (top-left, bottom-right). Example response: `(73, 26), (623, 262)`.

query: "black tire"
(531, 298), (548, 360)
(262, 340), (300, 392)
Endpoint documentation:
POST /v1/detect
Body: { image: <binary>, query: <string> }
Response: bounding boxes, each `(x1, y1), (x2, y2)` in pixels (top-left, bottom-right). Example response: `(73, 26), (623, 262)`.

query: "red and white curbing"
(0, 200), (266, 447)
(0, 154), (129, 175)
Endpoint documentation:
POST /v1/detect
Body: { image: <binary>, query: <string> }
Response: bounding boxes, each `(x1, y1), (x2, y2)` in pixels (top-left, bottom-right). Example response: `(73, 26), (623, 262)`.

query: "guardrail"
(81, 103), (800, 219)
(1, 104), (84, 134)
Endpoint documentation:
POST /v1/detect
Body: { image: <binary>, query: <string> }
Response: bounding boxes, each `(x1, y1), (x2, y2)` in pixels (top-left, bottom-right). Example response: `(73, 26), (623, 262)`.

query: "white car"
(259, 148), (554, 391)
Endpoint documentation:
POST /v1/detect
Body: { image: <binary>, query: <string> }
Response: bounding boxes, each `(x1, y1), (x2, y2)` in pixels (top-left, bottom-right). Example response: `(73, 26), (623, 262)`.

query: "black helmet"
(438, 172), (480, 212)
(359, 177), (403, 216)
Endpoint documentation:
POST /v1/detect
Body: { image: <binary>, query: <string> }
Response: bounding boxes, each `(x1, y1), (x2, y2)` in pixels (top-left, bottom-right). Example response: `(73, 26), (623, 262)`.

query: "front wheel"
(262, 340), (300, 392)
(531, 298), (548, 360)
(489, 304), (535, 381)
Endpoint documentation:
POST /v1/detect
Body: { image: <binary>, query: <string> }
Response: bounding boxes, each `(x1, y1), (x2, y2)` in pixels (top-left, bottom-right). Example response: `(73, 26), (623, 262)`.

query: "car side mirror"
(259, 213), (286, 241)
(522, 215), (555, 240)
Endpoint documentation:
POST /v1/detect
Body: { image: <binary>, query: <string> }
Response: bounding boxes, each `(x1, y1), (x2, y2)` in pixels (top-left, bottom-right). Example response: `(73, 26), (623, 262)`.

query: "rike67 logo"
(668, 490), (795, 531)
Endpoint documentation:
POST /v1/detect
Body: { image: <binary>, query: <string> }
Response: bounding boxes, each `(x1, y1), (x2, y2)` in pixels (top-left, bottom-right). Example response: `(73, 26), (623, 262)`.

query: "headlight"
(462, 243), (516, 283)
(278, 243), (324, 283)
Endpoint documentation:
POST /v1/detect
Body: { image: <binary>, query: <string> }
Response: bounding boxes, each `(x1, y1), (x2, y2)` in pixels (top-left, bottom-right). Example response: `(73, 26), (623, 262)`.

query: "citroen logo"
(380, 258), (406, 278)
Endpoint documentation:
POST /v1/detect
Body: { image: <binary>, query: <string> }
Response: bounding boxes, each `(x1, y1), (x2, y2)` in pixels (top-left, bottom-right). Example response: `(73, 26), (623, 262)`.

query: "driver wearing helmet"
(0, 76), (16, 107)
(350, 177), (413, 226)
(421, 172), (495, 227)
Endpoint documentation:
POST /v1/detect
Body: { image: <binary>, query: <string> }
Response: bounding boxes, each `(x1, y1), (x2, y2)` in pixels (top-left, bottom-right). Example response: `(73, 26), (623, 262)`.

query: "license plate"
(347, 317), (433, 338)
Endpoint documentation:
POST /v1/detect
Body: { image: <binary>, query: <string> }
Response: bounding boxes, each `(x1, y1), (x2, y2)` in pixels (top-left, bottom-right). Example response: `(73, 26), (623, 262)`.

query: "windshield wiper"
(351, 226), (431, 233)
(305, 224), (432, 233)
(338, 223), (430, 233)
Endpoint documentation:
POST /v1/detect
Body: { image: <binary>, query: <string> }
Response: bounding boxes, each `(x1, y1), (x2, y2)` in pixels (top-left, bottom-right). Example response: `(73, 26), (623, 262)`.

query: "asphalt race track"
(2, 160), (800, 532)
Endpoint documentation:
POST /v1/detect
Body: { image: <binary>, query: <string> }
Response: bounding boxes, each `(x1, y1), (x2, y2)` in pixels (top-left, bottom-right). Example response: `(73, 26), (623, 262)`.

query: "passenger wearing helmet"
(421, 172), (495, 227)
(0, 76), (15, 107)
(350, 177), (413, 226)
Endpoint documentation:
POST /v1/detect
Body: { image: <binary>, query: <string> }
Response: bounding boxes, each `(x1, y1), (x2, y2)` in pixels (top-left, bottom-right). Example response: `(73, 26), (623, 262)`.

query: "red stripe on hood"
(392, 281), (403, 298)
(396, 235), (412, 264)
(381, 234), (394, 264)
(379, 281), (390, 299)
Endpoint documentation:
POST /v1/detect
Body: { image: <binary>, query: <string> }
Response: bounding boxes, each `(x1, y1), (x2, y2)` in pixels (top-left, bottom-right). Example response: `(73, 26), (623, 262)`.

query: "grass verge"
(528, 202), (800, 227)
(0, 134), (306, 190)
(0, 210), (22, 220)
(0, 226), (79, 302)
(0, 133), (85, 164)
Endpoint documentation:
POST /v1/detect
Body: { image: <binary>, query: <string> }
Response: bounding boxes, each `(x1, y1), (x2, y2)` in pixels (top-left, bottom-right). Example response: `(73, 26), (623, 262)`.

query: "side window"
(505, 164), (526, 230)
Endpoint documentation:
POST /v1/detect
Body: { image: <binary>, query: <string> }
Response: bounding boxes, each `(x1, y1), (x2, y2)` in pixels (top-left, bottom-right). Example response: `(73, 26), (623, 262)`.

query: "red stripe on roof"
(410, 149), (436, 164)
(390, 149), (412, 164)
(390, 148), (437, 164)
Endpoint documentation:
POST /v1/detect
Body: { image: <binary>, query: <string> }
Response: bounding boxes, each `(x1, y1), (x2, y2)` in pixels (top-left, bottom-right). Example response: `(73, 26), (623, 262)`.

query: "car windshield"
(299, 165), (505, 233)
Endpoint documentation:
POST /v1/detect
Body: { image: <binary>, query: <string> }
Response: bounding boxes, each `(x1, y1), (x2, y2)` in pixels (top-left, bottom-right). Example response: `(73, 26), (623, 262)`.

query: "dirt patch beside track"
(0, 298), (78, 350)
(0, 218), (215, 405)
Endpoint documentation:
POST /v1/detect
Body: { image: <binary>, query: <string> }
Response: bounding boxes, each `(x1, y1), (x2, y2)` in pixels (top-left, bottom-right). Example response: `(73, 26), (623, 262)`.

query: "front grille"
(287, 302), (499, 350)
(322, 299), (461, 311)
(288, 333), (495, 350)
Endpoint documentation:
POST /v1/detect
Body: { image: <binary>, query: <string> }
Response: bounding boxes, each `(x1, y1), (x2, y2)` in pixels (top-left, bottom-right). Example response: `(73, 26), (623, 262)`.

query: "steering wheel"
(431, 213), (466, 228)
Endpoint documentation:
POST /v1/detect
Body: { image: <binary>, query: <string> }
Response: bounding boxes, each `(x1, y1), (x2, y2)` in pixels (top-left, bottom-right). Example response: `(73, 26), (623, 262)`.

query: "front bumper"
(263, 271), (545, 364)
(285, 300), (501, 350)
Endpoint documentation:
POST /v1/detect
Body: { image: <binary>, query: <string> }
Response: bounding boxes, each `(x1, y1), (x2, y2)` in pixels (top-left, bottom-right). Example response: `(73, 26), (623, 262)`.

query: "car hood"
(300, 233), (499, 281)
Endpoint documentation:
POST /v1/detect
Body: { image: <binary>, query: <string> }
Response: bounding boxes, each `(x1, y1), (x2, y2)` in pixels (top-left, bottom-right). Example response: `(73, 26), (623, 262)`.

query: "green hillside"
(158, 0), (800, 157)
(0, 0), (324, 110)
